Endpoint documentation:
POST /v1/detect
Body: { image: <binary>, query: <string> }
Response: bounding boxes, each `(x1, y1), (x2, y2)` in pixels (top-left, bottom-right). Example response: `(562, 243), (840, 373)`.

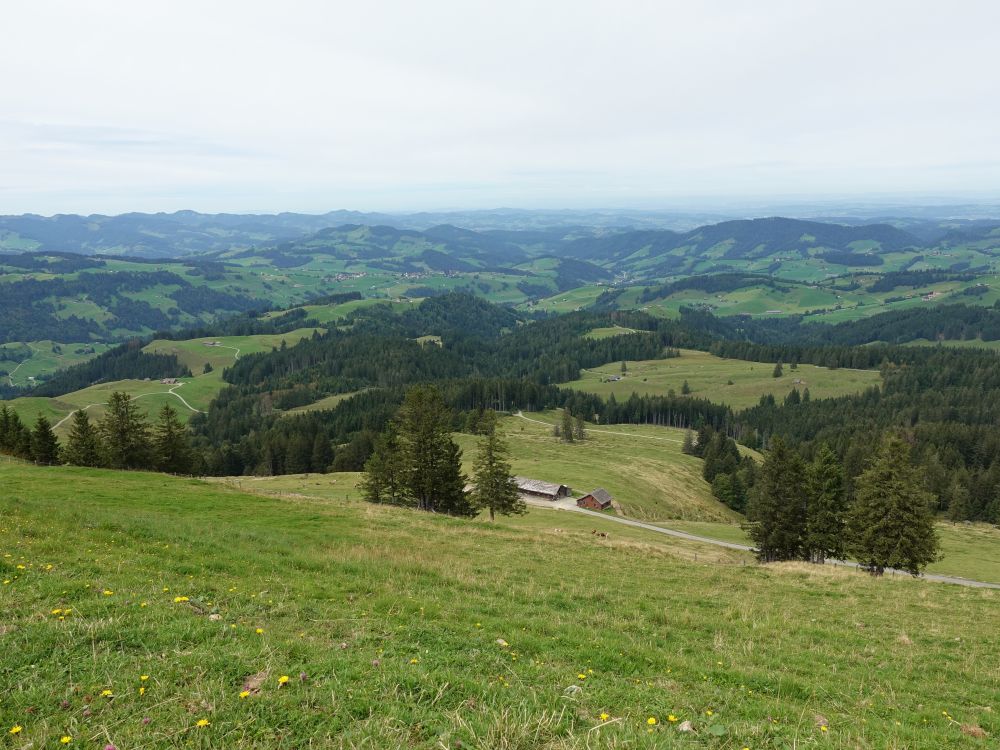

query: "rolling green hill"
(4, 329), (320, 434)
(560, 348), (881, 410)
(2, 462), (998, 748)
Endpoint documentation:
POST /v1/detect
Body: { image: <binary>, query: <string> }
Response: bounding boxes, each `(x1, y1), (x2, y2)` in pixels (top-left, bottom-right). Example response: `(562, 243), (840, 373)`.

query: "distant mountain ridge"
(6, 209), (993, 261)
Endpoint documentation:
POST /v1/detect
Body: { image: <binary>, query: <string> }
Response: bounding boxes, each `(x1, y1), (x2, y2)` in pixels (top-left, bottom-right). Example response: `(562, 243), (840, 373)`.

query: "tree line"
(740, 433), (939, 575)
(361, 384), (525, 521)
(0, 394), (194, 474)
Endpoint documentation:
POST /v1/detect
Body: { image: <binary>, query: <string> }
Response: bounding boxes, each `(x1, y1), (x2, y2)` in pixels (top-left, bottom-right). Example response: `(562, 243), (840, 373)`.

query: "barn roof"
(513, 476), (567, 496)
(586, 488), (613, 504)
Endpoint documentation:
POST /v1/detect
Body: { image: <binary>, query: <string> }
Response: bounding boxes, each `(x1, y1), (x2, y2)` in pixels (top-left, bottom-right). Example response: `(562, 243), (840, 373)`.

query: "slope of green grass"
(0, 342), (111, 387)
(453, 413), (740, 522)
(661, 521), (1000, 585)
(1, 330), (322, 434)
(560, 349), (881, 410)
(583, 325), (646, 340)
(143, 328), (321, 375)
(525, 285), (607, 313)
(1, 463), (998, 749)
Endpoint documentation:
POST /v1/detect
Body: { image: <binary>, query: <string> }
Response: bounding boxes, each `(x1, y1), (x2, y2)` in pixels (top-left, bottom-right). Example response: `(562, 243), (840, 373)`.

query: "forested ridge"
(5, 291), (1000, 523)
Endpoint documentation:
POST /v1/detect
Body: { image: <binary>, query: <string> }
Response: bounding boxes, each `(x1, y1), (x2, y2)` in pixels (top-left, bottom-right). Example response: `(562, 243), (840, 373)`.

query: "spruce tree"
(64, 409), (101, 467)
(284, 433), (313, 474)
(311, 434), (333, 473)
(471, 411), (524, 521)
(561, 408), (574, 443)
(681, 429), (695, 455)
(435, 439), (476, 517)
(946, 480), (970, 522)
(845, 434), (940, 576)
(30, 414), (60, 465)
(573, 415), (586, 441)
(153, 403), (193, 475)
(98, 391), (152, 470)
(804, 444), (846, 563)
(681, 380), (691, 395)
(772, 362), (783, 378)
(745, 436), (806, 562)
(396, 385), (470, 515)
(361, 423), (406, 505)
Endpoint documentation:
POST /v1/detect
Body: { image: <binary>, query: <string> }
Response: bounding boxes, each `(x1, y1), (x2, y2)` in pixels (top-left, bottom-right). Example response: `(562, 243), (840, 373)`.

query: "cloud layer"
(2, 1), (999, 214)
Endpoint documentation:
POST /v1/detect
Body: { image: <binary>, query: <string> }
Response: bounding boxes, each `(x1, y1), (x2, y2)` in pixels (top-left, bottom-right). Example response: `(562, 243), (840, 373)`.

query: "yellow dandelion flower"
(255, 628), (264, 634)
(196, 719), (210, 728)
(60, 736), (72, 744)
(577, 673), (587, 680)
(820, 725), (828, 732)
(173, 596), (189, 603)
(139, 686), (146, 696)
(599, 712), (610, 721)
(239, 690), (250, 699)
(100, 689), (113, 698)
(9, 725), (23, 735)
(647, 717), (657, 726)
(103, 590), (113, 596)
(668, 714), (678, 723)
(409, 657), (419, 664)
(278, 675), (290, 685)
(52, 608), (63, 615)
(706, 709), (714, 716)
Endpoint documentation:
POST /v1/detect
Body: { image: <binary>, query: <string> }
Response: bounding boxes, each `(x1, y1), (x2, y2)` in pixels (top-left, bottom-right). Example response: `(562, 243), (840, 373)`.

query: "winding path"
(52, 383), (205, 430)
(211, 344), (241, 360)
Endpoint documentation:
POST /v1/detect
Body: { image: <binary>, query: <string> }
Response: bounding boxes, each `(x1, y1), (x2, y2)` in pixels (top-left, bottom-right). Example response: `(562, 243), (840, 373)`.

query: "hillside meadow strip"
(1, 464), (997, 749)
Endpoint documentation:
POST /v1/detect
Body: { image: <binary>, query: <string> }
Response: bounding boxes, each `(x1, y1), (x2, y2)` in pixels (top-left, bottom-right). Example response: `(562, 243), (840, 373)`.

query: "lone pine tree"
(98, 391), (152, 470)
(30, 414), (60, 466)
(153, 403), (193, 475)
(471, 411), (524, 521)
(845, 433), (940, 576)
(63, 409), (101, 467)
(561, 408), (574, 443)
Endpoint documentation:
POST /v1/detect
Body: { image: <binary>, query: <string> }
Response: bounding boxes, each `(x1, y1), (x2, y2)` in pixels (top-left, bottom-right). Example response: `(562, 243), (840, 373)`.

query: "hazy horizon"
(3, 1), (999, 215)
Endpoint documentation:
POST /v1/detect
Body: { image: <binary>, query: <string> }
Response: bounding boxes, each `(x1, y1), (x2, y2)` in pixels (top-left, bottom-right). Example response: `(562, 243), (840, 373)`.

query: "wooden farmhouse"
(513, 476), (571, 501)
(576, 488), (613, 510)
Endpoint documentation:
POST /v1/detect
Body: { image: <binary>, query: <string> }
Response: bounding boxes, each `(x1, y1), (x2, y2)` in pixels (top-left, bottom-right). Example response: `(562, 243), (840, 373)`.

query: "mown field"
(0, 342), (111, 388)
(560, 349), (881, 410)
(1, 463), (998, 749)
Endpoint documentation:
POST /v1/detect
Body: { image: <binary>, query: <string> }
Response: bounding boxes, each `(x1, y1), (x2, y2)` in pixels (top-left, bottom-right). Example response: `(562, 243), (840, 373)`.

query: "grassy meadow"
(0, 342), (111, 388)
(1, 330), (320, 436)
(2, 463), (998, 749)
(660, 521), (1000, 586)
(560, 349), (881, 410)
(454, 412), (740, 522)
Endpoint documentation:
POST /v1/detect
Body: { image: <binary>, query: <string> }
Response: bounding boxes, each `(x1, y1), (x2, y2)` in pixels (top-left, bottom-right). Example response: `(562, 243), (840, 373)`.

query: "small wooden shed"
(577, 488), (613, 511)
(513, 476), (571, 501)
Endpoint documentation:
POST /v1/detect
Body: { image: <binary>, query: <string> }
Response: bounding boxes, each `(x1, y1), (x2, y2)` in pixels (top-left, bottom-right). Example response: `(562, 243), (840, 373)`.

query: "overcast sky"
(2, 1), (999, 215)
